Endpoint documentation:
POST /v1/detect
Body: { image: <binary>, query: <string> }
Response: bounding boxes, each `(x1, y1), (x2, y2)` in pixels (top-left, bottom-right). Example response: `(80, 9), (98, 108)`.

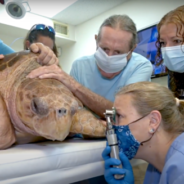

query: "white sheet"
(0, 139), (146, 184)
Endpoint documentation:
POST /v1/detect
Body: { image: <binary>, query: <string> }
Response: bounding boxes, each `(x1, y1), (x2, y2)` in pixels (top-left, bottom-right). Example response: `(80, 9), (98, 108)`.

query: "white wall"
(0, 4), (75, 41)
(152, 76), (167, 87)
(1, 33), (25, 52)
(0, 4), (75, 61)
(60, 0), (184, 73)
(1, 0), (183, 78)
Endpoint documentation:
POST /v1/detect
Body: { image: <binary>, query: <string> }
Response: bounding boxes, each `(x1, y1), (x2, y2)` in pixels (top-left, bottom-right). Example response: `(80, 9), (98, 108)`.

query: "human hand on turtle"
(0, 55), (4, 59)
(27, 64), (79, 93)
(30, 43), (59, 66)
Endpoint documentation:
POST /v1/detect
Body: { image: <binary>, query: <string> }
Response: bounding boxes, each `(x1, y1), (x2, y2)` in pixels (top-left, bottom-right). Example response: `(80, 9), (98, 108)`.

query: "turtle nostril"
(57, 108), (67, 117)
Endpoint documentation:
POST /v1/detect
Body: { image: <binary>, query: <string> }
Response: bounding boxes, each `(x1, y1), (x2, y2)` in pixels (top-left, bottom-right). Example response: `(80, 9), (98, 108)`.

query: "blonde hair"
(116, 81), (184, 134)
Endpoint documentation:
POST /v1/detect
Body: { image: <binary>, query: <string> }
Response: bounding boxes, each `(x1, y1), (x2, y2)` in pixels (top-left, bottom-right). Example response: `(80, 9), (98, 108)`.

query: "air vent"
(53, 21), (68, 37)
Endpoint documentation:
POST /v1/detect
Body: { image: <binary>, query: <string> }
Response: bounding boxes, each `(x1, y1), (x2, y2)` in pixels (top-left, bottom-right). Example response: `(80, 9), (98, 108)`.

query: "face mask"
(161, 45), (184, 73)
(94, 47), (130, 73)
(114, 125), (140, 160)
(114, 114), (153, 160)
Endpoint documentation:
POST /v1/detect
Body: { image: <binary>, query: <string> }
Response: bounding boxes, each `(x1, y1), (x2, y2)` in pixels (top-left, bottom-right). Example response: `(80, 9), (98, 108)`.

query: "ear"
(25, 40), (31, 50)
(127, 44), (137, 61)
(95, 34), (98, 41)
(148, 110), (161, 134)
(94, 34), (98, 50)
(131, 44), (137, 52)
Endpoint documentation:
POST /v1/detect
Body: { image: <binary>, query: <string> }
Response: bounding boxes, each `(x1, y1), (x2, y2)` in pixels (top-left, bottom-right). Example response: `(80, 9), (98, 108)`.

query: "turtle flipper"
(0, 95), (16, 149)
(15, 131), (47, 144)
(70, 108), (106, 138)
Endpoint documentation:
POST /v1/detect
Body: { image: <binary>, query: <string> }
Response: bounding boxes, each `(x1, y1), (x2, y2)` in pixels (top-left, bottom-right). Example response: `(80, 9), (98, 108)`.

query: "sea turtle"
(0, 51), (106, 147)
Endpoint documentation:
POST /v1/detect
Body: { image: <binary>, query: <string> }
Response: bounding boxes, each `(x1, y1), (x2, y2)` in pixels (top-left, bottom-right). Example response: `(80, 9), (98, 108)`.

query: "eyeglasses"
(30, 24), (55, 35)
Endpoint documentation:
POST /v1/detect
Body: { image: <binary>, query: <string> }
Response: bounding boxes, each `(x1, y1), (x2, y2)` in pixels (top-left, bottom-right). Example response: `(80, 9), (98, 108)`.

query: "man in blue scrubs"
(28, 14), (153, 119)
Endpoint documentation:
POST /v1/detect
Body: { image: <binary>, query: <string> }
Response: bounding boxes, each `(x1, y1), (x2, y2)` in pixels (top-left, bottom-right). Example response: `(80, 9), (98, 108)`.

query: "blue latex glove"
(102, 146), (134, 184)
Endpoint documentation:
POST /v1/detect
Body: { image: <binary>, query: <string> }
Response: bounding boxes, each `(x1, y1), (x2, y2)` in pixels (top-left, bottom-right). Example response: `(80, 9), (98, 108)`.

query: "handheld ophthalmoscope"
(104, 107), (124, 179)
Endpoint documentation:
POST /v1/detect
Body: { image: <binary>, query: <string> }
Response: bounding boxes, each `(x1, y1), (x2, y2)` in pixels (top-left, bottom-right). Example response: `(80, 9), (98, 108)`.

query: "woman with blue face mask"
(102, 81), (184, 184)
(156, 5), (184, 99)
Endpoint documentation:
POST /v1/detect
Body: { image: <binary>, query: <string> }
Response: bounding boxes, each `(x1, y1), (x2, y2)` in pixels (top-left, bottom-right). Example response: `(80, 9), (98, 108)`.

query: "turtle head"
(16, 78), (79, 141)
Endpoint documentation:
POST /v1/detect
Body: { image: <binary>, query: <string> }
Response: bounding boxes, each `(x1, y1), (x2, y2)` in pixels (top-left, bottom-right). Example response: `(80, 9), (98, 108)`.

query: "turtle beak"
(31, 97), (49, 116)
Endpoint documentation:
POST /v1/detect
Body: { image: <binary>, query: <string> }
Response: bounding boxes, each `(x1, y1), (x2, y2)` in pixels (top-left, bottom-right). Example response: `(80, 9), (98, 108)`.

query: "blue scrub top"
(144, 132), (184, 184)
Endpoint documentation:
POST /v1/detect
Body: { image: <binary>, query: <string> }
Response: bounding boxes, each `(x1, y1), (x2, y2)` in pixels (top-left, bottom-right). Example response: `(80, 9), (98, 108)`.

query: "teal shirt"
(0, 39), (14, 55)
(70, 52), (153, 102)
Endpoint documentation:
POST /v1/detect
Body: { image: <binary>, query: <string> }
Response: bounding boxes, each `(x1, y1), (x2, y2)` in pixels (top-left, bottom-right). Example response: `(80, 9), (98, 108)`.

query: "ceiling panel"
(52, 0), (127, 25)
(28, 0), (78, 18)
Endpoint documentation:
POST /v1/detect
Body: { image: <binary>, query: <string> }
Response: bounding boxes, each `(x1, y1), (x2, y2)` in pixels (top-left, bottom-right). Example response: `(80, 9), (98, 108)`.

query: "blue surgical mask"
(114, 115), (151, 160)
(114, 125), (140, 160)
(94, 47), (130, 73)
(161, 45), (184, 73)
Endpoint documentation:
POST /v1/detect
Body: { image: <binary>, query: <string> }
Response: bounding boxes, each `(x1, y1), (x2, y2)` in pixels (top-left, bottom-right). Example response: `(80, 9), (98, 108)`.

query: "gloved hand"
(102, 146), (134, 184)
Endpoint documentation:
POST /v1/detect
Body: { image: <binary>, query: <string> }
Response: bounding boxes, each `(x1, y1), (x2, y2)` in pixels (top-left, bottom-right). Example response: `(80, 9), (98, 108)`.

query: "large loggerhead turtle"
(0, 51), (106, 147)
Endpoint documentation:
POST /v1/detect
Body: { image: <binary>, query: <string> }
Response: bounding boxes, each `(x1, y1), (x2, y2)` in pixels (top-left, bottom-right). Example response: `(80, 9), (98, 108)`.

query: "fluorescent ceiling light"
(28, 0), (78, 18)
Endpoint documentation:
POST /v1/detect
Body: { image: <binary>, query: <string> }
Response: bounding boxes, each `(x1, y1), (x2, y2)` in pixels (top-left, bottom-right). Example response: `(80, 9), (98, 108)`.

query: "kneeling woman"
(102, 81), (184, 184)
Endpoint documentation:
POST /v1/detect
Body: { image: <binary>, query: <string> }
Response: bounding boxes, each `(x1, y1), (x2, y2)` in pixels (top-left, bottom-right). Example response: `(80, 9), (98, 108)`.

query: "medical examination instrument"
(104, 107), (125, 179)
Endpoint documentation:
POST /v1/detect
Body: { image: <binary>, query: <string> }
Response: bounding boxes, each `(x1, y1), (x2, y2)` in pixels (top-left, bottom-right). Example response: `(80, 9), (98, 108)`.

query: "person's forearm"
(72, 82), (113, 118)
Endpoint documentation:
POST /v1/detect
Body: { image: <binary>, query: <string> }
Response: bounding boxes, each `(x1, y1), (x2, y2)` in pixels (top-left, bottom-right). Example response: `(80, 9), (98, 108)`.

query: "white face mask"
(161, 45), (184, 73)
(94, 47), (130, 73)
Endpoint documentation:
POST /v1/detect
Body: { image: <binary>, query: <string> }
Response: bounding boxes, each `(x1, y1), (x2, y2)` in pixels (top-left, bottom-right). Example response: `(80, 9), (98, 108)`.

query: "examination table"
(0, 139), (146, 184)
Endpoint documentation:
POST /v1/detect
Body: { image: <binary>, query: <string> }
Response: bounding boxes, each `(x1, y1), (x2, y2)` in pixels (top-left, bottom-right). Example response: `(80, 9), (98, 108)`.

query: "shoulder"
(169, 133), (184, 156)
(70, 54), (96, 76)
(125, 52), (152, 73)
(162, 133), (184, 183)
(73, 54), (95, 65)
(144, 164), (161, 184)
(173, 174), (184, 184)
(130, 52), (151, 65)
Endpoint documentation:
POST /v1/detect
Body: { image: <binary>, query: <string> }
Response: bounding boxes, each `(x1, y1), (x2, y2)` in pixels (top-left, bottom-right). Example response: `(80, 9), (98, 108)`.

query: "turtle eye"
(31, 97), (49, 116)
(57, 108), (67, 117)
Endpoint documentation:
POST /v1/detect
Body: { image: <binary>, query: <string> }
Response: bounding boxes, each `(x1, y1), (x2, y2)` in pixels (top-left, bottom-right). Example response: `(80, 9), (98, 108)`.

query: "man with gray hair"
(28, 14), (153, 118)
